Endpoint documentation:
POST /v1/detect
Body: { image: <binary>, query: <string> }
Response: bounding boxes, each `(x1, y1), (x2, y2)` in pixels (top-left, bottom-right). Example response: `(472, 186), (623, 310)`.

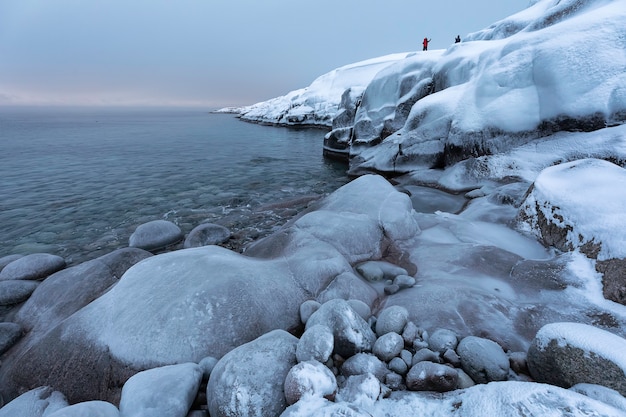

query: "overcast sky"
(0, 1), (528, 108)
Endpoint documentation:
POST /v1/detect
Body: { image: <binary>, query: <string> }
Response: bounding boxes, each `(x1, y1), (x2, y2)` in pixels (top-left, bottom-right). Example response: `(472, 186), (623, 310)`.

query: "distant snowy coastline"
(2, 0), (626, 416)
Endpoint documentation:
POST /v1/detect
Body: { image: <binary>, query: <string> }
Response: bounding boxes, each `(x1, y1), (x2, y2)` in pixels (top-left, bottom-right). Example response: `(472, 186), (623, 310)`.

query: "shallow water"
(0, 107), (350, 264)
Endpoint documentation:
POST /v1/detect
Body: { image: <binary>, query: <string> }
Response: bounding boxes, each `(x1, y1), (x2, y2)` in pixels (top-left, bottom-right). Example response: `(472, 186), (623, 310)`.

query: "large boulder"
(207, 330), (298, 417)
(15, 248), (152, 335)
(517, 159), (626, 304)
(527, 322), (626, 396)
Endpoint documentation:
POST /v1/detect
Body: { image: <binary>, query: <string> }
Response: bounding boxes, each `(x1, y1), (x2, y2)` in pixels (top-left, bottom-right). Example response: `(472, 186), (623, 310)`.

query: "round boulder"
(428, 329), (459, 354)
(372, 332), (404, 362)
(341, 353), (388, 383)
(183, 223), (231, 248)
(0, 253), (65, 281)
(128, 220), (183, 251)
(457, 336), (510, 383)
(0, 280), (38, 306)
(375, 305), (409, 337)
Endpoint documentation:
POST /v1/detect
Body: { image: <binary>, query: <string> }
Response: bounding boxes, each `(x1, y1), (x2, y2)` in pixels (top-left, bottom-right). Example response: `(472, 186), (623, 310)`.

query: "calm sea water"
(0, 107), (350, 265)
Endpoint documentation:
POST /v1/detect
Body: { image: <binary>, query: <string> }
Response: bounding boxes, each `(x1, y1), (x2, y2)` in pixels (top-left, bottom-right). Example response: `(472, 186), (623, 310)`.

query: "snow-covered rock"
(283, 360), (337, 405)
(517, 158), (626, 304)
(207, 330), (298, 417)
(232, 54), (412, 128)
(527, 322), (626, 396)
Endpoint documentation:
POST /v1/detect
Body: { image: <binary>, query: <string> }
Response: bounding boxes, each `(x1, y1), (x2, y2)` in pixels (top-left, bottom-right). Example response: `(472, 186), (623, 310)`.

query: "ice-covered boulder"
(296, 324), (334, 364)
(517, 158), (626, 304)
(15, 248), (151, 335)
(0, 386), (68, 417)
(527, 322), (626, 396)
(128, 219), (183, 251)
(183, 223), (231, 248)
(119, 363), (202, 417)
(0, 253), (65, 281)
(316, 272), (378, 308)
(207, 330), (298, 417)
(46, 401), (119, 417)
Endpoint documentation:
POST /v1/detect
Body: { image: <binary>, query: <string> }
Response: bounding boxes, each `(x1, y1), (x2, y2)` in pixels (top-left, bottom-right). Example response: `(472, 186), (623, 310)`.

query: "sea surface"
(0, 106), (350, 265)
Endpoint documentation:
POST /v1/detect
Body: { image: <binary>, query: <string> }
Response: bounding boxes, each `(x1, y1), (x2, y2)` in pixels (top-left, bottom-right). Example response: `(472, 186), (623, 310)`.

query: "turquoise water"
(0, 107), (349, 264)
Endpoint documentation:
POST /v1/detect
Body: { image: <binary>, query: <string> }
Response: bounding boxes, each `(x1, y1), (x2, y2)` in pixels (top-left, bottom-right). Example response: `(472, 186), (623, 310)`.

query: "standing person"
(455, 35), (461, 43)
(423, 37), (431, 51)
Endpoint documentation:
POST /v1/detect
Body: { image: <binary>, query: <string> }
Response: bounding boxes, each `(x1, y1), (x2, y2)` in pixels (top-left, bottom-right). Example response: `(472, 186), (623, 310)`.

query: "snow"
(534, 322), (626, 370)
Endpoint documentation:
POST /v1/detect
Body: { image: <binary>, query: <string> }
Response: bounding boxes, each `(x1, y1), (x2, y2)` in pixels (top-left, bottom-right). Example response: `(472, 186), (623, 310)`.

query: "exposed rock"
(411, 348), (439, 365)
(183, 223), (231, 248)
(346, 300), (371, 321)
(299, 300), (321, 325)
(0, 253), (65, 281)
(527, 322), (626, 396)
(355, 261), (407, 283)
(128, 220), (183, 251)
(336, 373), (382, 409)
(207, 330), (298, 417)
(198, 357), (218, 380)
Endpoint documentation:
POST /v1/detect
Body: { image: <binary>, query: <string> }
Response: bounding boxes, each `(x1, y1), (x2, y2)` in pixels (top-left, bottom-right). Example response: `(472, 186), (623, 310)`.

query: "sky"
(0, 0), (528, 109)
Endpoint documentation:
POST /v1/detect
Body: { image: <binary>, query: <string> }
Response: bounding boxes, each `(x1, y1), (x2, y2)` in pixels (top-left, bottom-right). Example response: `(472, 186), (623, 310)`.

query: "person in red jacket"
(423, 37), (431, 51)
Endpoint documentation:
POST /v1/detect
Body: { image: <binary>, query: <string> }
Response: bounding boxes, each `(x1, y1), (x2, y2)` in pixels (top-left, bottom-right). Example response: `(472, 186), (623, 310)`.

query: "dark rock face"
(405, 361), (458, 392)
(596, 259), (626, 305)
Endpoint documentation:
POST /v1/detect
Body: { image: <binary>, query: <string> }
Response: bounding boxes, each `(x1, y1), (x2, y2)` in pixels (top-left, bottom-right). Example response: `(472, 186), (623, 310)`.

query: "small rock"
(400, 349), (413, 367)
(384, 284), (400, 295)
(284, 360), (337, 405)
(0, 255), (22, 272)
(442, 348), (461, 367)
(299, 300), (321, 325)
(412, 348), (440, 366)
(428, 329), (458, 354)
(385, 372), (405, 391)
(355, 262), (384, 282)
(375, 305), (409, 336)
(199, 356), (218, 379)
(296, 324), (334, 364)
(0, 253), (66, 281)
(317, 272), (378, 307)
(508, 351), (528, 375)
(128, 220), (183, 251)
(341, 353), (389, 383)
(457, 336), (510, 383)
(406, 361), (458, 392)
(456, 368), (476, 389)
(388, 357), (408, 375)
(183, 223), (231, 248)
(372, 332), (404, 362)
(393, 275), (416, 289)
(402, 321), (420, 345)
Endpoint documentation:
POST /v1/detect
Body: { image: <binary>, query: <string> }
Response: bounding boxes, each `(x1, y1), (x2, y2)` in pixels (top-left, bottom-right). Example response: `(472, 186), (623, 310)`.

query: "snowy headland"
(2, 0), (626, 416)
